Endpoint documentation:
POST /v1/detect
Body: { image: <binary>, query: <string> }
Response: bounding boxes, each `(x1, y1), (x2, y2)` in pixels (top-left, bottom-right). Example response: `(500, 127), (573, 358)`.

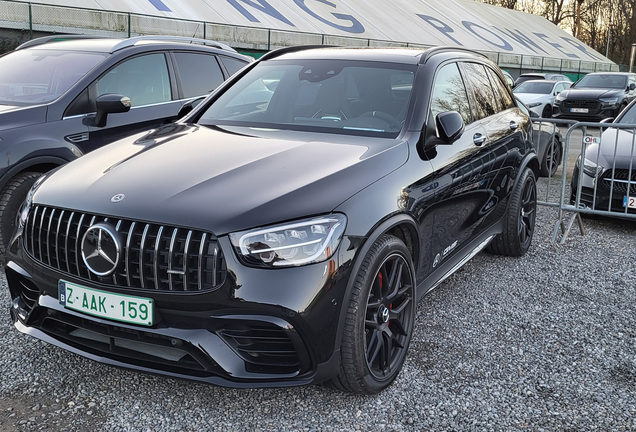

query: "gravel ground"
(1, 182), (635, 431)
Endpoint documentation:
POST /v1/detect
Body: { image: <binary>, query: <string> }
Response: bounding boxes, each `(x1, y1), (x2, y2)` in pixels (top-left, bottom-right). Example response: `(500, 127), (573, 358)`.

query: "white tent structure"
(1, 0), (618, 73)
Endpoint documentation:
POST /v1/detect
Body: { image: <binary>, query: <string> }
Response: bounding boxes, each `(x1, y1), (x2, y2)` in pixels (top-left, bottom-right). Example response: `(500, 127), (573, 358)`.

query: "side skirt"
(415, 221), (502, 301)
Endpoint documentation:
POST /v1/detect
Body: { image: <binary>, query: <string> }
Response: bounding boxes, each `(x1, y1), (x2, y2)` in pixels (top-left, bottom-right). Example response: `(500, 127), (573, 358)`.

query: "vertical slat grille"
(23, 206), (226, 292)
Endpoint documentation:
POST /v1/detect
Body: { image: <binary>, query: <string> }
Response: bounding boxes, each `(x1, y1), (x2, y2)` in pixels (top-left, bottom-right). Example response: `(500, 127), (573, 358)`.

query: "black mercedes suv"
(7, 46), (538, 394)
(0, 35), (252, 258)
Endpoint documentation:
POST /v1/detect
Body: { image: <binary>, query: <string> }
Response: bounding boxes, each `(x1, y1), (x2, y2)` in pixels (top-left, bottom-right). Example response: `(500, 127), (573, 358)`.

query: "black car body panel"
(34, 124), (409, 235)
(7, 46), (537, 391)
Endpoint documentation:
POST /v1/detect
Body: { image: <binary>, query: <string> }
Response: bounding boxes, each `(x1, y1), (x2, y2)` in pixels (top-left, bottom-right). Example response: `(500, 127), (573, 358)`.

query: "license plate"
(571, 108), (588, 113)
(624, 196), (636, 209)
(59, 280), (153, 326)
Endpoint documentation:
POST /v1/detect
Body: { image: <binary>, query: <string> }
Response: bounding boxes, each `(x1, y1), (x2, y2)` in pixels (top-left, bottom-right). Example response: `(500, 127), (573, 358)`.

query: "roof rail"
(259, 45), (335, 61)
(15, 34), (111, 51)
(110, 36), (236, 54)
(420, 46), (487, 64)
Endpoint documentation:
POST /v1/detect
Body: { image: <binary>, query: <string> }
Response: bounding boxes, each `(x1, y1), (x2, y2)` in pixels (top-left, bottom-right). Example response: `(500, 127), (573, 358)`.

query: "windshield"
(513, 81), (554, 94)
(575, 74), (627, 90)
(617, 103), (636, 124)
(198, 59), (415, 137)
(0, 49), (106, 105)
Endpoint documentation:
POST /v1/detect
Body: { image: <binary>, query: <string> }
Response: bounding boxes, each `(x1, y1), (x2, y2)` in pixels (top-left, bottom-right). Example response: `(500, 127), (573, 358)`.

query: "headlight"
(229, 214), (346, 268)
(599, 97), (618, 107)
(527, 102), (542, 108)
(575, 156), (603, 178)
(18, 174), (47, 229)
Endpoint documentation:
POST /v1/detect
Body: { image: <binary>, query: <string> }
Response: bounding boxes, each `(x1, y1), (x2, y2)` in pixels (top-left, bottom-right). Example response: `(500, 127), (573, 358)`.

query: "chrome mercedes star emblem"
(111, 193), (125, 203)
(81, 223), (121, 276)
(379, 305), (390, 324)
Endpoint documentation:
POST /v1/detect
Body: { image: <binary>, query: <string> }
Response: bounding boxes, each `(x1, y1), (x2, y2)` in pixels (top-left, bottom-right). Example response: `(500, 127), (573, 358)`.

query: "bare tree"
(476, 0), (634, 66)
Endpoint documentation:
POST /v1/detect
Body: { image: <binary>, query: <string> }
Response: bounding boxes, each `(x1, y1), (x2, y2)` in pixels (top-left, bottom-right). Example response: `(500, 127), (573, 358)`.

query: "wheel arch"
(518, 153), (539, 186)
(0, 156), (69, 192)
(333, 213), (419, 352)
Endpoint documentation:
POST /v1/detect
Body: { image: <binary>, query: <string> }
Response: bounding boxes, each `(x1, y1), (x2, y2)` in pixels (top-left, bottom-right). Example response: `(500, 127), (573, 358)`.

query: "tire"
(0, 172), (42, 260)
(541, 104), (552, 118)
(487, 168), (536, 256)
(331, 234), (416, 394)
(539, 136), (562, 177)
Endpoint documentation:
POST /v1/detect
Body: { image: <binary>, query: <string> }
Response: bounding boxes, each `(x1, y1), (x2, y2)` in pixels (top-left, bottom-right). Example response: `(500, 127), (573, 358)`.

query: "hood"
(515, 93), (549, 106)
(0, 104), (47, 132)
(561, 88), (623, 100)
(34, 124), (409, 234)
(586, 128), (636, 169)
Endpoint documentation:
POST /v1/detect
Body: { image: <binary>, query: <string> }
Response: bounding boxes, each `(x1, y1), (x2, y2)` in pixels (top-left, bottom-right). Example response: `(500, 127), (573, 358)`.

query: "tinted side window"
(96, 53), (171, 107)
(429, 62), (472, 125)
(174, 52), (225, 98)
(460, 63), (498, 120)
(221, 56), (249, 77)
(486, 67), (515, 111)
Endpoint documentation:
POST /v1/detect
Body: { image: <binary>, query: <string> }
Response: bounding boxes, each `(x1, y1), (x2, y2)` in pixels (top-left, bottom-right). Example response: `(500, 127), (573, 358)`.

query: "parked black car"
(0, 35), (252, 258)
(7, 46), (538, 394)
(570, 99), (636, 214)
(516, 98), (564, 177)
(553, 72), (636, 122)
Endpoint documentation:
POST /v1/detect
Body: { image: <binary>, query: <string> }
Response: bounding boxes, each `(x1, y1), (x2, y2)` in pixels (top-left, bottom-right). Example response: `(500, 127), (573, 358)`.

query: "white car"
(513, 80), (572, 118)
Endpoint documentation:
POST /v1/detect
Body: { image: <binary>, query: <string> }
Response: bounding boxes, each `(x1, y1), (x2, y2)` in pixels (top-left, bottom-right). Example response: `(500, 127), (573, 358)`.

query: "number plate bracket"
(58, 280), (154, 326)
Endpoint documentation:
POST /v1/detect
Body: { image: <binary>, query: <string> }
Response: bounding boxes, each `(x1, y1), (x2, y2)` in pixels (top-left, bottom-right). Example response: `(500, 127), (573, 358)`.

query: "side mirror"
(177, 96), (206, 120)
(435, 111), (464, 144)
(630, 83), (636, 91)
(529, 110), (539, 118)
(600, 117), (614, 123)
(94, 94), (131, 127)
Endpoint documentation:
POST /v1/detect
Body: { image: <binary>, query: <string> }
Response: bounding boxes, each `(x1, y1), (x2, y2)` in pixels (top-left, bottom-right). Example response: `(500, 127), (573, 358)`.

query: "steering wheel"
(360, 111), (401, 129)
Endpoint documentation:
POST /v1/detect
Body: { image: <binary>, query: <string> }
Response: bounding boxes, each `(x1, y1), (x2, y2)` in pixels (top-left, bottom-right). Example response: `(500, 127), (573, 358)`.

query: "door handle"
(510, 121), (518, 130)
(473, 133), (486, 146)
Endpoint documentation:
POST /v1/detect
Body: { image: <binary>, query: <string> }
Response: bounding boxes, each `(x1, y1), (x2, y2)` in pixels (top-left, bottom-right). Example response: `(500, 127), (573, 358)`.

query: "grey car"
(0, 35), (252, 258)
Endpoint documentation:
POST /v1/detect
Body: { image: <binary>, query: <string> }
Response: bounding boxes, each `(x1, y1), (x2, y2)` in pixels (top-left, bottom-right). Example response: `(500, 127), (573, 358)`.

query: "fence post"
(203, 21), (206, 39)
(267, 29), (270, 51)
(28, 3), (33, 39)
(127, 13), (131, 38)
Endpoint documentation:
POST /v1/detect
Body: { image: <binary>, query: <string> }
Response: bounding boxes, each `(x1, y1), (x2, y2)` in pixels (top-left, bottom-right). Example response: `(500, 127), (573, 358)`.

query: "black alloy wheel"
(332, 234), (415, 394)
(540, 137), (562, 177)
(541, 104), (552, 118)
(518, 171), (537, 250)
(487, 168), (536, 256)
(364, 252), (413, 380)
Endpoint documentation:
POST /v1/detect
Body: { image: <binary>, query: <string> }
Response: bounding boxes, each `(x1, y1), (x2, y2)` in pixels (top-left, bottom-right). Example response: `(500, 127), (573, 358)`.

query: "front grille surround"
(563, 100), (602, 114)
(601, 169), (636, 195)
(24, 206), (226, 292)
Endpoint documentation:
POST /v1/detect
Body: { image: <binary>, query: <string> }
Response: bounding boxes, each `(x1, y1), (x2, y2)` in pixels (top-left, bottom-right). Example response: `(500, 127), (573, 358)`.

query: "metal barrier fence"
(532, 117), (636, 243)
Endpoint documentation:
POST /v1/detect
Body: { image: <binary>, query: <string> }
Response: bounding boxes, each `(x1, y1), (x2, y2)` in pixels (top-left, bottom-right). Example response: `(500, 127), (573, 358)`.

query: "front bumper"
(552, 103), (621, 122)
(7, 234), (359, 387)
(570, 166), (636, 215)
